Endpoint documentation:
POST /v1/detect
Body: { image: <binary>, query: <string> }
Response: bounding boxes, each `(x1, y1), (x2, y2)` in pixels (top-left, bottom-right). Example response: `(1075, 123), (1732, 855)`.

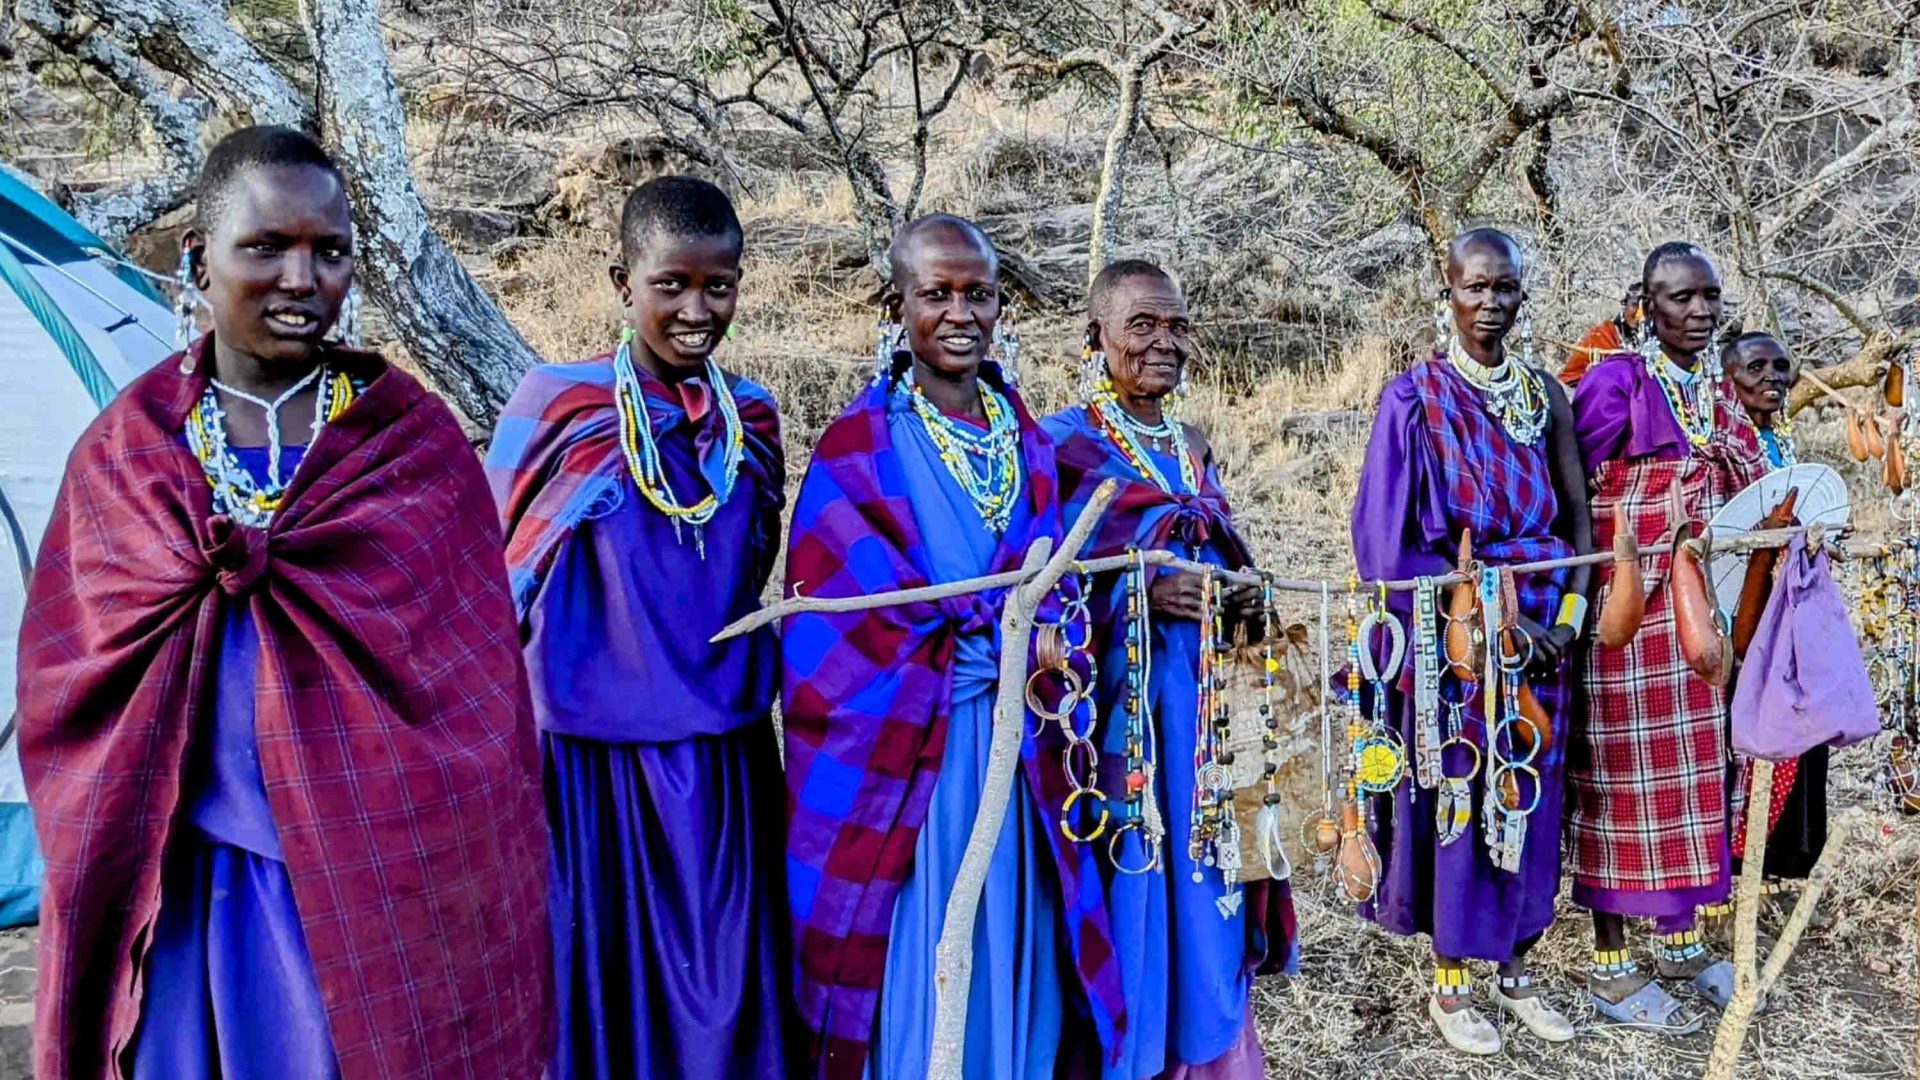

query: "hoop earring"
(992, 309), (1022, 386)
(873, 317), (905, 385)
(175, 247), (201, 372)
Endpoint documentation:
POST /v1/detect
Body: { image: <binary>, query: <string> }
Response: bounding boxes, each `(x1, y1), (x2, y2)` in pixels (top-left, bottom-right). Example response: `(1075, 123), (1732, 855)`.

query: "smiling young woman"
(15, 126), (548, 1080)
(780, 215), (1125, 1080)
(487, 176), (791, 1080)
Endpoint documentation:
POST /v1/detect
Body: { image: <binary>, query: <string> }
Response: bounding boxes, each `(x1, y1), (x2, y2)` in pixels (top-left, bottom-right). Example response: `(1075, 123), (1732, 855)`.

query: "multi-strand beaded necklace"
(1446, 336), (1549, 446)
(906, 379), (1023, 535)
(1648, 352), (1718, 448)
(1089, 392), (1197, 495)
(612, 329), (745, 558)
(186, 365), (358, 528)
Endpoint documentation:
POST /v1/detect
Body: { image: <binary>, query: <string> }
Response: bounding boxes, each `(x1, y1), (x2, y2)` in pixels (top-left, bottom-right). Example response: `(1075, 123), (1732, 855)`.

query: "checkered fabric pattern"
(781, 366), (1125, 1080)
(485, 353), (783, 620)
(1569, 397), (1766, 890)
(16, 338), (551, 1080)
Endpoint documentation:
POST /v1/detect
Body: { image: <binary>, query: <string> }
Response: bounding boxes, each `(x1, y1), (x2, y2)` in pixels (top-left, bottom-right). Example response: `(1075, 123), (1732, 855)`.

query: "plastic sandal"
(1590, 980), (1704, 1035)
(1691, 960), (1735, 1009)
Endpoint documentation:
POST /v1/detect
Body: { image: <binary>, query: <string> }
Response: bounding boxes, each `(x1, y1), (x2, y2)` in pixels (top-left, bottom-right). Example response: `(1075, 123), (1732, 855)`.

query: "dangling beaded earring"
(333, 285), (362, 349)
(873, 316), (905, 385)
(175, 245), (201, 372)
(1516, 300), (1537, 369)
(1078, 331), (1110, 403)
(1635, 302), (1659, 367)
(991, 307), (1022, 386)
(1433, 290), (1450, 351)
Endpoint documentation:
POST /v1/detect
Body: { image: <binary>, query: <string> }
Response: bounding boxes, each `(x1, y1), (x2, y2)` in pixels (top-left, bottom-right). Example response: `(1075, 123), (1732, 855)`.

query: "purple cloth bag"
(1731, 534), (1878, 759)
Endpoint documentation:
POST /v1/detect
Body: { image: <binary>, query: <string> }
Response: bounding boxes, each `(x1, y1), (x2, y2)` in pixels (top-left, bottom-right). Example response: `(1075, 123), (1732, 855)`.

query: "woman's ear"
(608, 261), (633, 307)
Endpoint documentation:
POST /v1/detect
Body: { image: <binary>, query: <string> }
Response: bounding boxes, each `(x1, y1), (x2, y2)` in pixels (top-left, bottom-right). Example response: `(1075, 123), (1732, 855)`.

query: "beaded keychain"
(1254, 575), (1291, 881)
(1411, 576), (1444, 789)
(1110, 554), (1166, 874)
(1190, 568), (1243, 917)
(1482, 567), (1542, 873)
(1353, 583), (1409, 796)
(1302, 583), (1342, 862)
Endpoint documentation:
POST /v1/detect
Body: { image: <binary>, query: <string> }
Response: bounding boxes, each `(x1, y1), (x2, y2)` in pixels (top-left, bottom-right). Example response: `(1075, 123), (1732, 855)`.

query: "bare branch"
(1361, 0), (1515, 106)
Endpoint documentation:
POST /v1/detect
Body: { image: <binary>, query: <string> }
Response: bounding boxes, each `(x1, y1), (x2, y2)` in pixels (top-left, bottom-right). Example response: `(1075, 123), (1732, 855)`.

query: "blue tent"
(0, 163), (177, 927)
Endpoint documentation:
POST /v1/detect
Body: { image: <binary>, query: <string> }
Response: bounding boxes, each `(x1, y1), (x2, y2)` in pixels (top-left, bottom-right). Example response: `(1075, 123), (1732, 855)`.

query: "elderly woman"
(1720, 332), (1829, 894)
(1351, 228), (1592, 1055)
(1042, 260), (1293, 1079)
(1571, 243), (1768, 1032)
(781, 215), (1123, 1080)
(16, 126), (547, 1080)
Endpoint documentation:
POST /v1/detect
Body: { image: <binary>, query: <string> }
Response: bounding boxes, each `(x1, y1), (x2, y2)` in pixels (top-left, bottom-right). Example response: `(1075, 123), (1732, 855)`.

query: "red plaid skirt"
(1569, 440), (1764, 890)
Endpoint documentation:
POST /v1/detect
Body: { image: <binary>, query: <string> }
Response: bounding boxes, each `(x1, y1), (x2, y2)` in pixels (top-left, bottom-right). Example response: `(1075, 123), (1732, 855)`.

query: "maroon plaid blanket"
(16, 341), (549, 1079)
(1569, 409), (1764, 890)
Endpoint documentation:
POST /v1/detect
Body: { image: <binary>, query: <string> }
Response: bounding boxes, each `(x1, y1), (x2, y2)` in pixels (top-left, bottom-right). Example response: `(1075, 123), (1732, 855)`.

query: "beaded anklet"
(1497, 972), (1535, 994)
(1655, 929), (1708, 965)
(1591, 948), (1637, 980)
(1435, 965), (1474, 1000)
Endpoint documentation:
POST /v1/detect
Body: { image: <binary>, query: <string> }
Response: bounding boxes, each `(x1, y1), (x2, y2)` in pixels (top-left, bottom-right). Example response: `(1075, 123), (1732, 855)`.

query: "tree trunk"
(1087, 60), (1147, 287)
(306, 0), (543, 426)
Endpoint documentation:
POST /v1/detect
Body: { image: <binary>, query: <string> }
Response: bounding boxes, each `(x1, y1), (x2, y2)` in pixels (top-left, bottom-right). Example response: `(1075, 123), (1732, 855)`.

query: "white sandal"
(1429, 994), (1503, 1056)
(1495, 974), (1577, 1043)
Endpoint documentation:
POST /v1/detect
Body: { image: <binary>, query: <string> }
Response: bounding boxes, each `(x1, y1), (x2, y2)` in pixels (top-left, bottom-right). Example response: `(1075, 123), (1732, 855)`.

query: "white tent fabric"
(0, 186), (174, 804)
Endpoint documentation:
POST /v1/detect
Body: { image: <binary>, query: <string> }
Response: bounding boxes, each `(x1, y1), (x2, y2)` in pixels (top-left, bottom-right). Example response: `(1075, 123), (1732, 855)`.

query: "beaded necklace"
(906, 378), (1023, 535)
(1446, 336), (1549, 445)
(612, 329), (746, 558)
(1759, 417), (1798, 467)
(1648, 352), (1717, 447)
(1089, 394), (1197, 495)
(186, 365), (358, 528)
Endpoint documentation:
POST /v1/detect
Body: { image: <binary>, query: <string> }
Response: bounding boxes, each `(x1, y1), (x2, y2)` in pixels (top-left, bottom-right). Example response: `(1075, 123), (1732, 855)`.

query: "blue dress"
(864, 391), (1066, 1080)
(134, 445), (339, 1080)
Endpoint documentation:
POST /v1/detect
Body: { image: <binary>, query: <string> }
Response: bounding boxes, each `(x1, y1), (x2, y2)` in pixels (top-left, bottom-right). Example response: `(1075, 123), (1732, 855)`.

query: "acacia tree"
(14, 0), (542, 425)
(1204, 0), (1628, 268)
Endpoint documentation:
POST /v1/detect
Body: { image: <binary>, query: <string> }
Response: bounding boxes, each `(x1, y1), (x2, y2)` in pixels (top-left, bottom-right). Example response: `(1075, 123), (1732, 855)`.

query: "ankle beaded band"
(1435, 966), (1473, 998)
(1590, 948), (1636, 978)
(1656, 929), (1707, 964)
(1497, 973), (1533, 990)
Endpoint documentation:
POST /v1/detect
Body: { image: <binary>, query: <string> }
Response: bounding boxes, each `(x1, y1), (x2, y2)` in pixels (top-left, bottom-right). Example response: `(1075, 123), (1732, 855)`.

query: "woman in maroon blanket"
(14, 127), (548, 1079)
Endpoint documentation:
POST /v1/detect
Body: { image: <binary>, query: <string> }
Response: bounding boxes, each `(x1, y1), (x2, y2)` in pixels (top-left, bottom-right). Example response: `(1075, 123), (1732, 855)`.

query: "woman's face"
(1723, 337), (1800, 420)
(1093, 275), (1191, 400)
(187, 163), (354, 368)
(1645, 254), (1724, 361)
(610, 229), (742, 378)
(892, 234), (1000, 380)
(1446, 242), (1524, 361)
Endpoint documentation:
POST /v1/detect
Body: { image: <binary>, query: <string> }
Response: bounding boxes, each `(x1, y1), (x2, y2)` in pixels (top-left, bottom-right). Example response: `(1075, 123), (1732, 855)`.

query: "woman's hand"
(1148, 570), (1205, 621)
(1225, 582), (1266, 642)
(1516, 615), (1575, 677)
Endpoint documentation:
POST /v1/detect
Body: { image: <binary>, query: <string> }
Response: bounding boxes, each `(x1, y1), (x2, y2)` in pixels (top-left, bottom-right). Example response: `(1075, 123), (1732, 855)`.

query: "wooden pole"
(714, 523), (1861, 643)
(1705, 759), (1773, 1080)
(927, 480), (1118, 1080)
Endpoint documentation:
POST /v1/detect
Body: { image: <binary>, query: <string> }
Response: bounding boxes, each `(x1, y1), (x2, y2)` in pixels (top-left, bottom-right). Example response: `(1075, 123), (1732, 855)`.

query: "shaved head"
(889, 214), (997, 292)
(1446, 227), (1526, 285)
(1088, 259), (1176, 321)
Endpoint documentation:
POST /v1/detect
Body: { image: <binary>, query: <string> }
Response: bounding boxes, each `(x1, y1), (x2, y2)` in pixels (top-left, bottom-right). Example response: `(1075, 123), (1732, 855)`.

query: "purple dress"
(1350, 362), (1572, 962)
(523, 375), (791, 1080)
(134, 444), (340, 1080)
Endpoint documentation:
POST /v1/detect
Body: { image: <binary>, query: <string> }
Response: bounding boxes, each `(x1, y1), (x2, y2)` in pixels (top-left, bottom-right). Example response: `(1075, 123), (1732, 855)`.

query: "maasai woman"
(1719, 332), (1829, 896)
(1560, 283), (1643, 387)
(1042, 259), (1293, 1079)
(1352, 229), (1591, 1054)
(15, 126), (548, 1080)
(488, 177), (790, 1079)
(1571, 243), (1767, 1032)
(782, 215), (1123, 1080)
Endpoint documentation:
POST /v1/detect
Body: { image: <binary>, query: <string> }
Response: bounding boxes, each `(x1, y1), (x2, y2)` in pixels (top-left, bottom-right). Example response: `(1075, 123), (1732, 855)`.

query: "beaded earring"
(175, 246), (201, 372)
(1433, 290), (1450, 349)
(991, 307), (1022, 386)
(1078, 331), (1110, 403)
(334, 286), (362, 349)
(1516, 300), (1536, 369)
(872, 317), (905, 384)
(1634, 302), (1659, 367)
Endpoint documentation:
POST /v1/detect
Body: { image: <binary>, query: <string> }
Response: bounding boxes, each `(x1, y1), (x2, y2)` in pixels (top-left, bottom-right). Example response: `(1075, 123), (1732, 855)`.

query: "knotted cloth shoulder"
(16, 339), (550, 1080)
